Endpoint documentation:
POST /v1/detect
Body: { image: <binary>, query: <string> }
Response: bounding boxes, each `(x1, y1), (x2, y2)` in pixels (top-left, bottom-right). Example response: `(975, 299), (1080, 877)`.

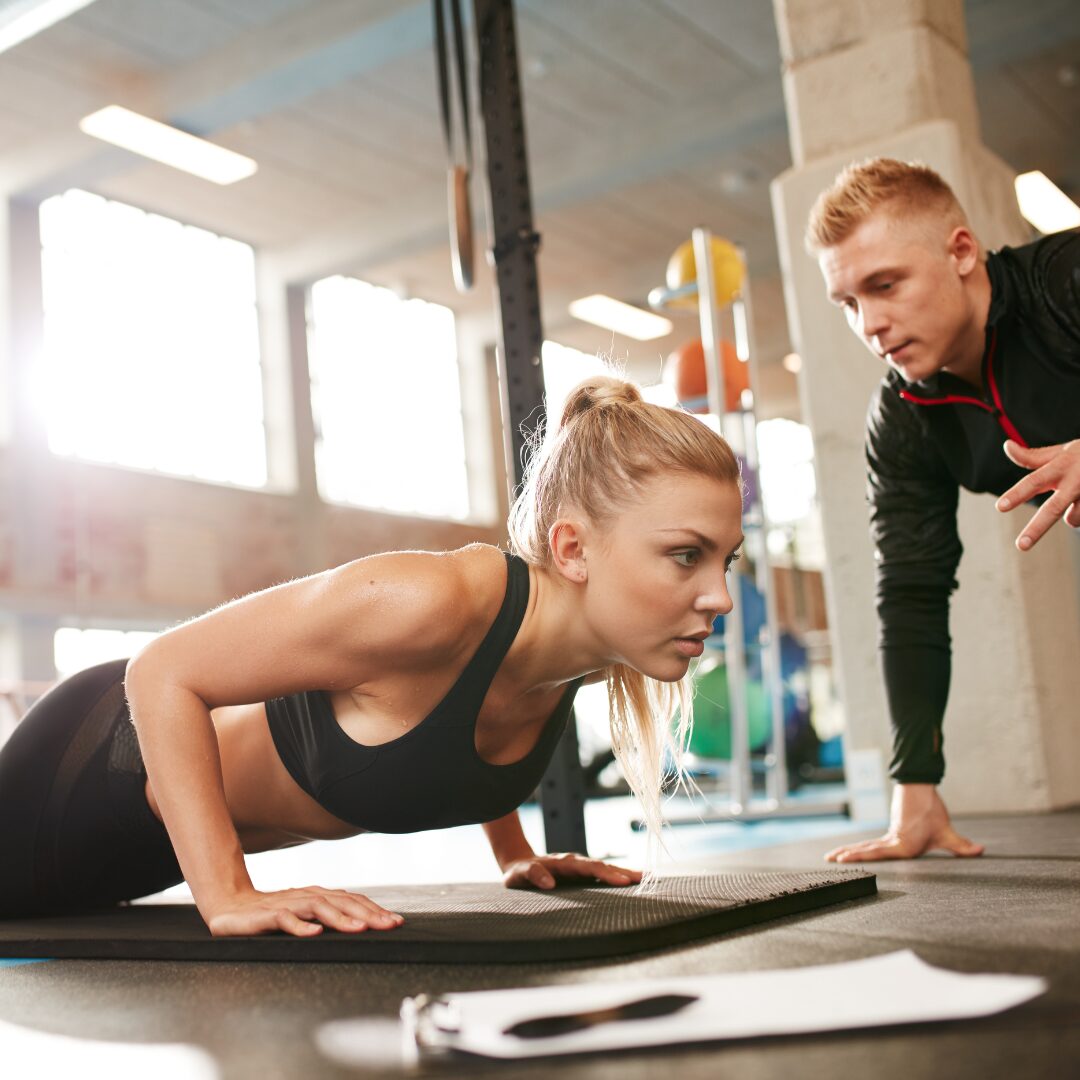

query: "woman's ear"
(549, 518), (588, 583)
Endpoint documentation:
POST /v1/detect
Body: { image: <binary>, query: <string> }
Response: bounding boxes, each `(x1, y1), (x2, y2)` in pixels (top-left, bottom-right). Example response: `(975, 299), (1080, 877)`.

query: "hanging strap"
(433, 0), (475, 292)
(434, 0), (472, 170)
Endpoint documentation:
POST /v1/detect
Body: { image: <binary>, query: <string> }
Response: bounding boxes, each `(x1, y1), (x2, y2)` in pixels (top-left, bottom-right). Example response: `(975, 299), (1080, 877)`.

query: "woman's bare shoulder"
(329, 543), (508, 657)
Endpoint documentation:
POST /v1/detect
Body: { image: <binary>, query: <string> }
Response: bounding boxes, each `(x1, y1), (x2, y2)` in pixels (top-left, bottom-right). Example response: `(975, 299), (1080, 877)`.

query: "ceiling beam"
(263, 72), (787, 285)
(0, 0), (425, 198)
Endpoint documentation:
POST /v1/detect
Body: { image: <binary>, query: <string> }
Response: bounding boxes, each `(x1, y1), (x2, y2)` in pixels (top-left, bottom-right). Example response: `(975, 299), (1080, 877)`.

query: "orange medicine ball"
(664, 338), (749, 413)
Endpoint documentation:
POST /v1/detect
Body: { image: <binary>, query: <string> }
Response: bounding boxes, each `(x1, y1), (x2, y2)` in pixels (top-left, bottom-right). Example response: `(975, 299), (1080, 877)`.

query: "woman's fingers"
(275, 908), (322, 936)
(557, 857), (640, 885)
(528, 863), (556, 889)
(207, 888), (404, 938)
(307, 887), (405, 929)
(308, 897), (369, 933)
(315, 889), (404, 930)
(505, 854), (643, 889)
(594, 861), (641, 885)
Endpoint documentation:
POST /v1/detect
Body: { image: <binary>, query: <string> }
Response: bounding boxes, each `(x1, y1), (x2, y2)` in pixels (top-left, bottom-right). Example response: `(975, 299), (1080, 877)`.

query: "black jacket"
(865, 229), (1080, 783)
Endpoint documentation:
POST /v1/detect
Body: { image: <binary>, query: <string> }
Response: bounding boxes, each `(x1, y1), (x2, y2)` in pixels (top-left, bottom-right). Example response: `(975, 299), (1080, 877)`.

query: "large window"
(37, 189), (267, 487)
(307, 276), (469, 520)
(53, 626), (160, 681)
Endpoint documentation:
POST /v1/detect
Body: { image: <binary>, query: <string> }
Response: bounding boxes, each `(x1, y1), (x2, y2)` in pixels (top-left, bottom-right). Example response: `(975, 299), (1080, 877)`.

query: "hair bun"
(557, 375), (642, 428)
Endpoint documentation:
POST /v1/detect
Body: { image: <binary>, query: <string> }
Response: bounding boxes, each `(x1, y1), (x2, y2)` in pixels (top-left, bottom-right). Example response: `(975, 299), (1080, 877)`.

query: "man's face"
(818, 210), (977, 384)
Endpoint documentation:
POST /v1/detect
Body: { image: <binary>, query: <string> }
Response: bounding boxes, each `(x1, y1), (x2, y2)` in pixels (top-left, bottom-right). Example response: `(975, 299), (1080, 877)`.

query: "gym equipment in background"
(664, 236), (745, 312)
(0, 870), (874, 964)
(466, 0), (587, 853)
(665, 337), (749, 414)
(433, 0), (475, 292)
(650, 230), (845, 823)
(687, 660), (771, 761)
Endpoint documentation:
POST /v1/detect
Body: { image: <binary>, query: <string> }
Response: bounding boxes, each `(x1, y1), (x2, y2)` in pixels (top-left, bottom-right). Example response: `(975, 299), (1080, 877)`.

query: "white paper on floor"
(0, 1019), (219, 1080)
(321, 950), (1045, 1063)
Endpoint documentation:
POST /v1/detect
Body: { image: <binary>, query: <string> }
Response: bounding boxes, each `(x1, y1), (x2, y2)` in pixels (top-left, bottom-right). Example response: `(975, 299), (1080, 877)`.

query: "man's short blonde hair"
(806, 158), (969, 253)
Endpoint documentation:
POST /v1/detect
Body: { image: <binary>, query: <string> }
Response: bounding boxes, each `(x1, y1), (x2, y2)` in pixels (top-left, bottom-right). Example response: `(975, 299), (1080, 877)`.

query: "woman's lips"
(674, 637), (705, 658)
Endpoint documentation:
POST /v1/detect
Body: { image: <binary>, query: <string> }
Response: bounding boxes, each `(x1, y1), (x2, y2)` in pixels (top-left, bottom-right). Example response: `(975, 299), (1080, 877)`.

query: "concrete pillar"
(770, 0), (1080, 814)
(6, 198), (63, 599)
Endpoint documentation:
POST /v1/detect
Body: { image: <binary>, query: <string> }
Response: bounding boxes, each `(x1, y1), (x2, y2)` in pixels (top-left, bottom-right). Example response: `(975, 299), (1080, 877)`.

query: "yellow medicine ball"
(665, 237), (745, 311)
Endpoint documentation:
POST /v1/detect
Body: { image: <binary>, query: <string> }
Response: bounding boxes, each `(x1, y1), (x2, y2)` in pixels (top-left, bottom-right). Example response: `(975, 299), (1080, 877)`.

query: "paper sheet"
(0, 1019), (219, 1080)
(318, 951), (1045, 1063)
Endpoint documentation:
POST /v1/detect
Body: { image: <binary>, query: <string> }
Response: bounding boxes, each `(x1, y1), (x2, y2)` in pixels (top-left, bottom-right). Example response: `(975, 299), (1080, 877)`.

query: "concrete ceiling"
(1, 0), (1077, 416)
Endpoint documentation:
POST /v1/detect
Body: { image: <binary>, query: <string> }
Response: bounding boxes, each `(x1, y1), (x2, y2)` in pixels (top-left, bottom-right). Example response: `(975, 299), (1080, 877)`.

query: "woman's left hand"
(502, 853), (642, 890)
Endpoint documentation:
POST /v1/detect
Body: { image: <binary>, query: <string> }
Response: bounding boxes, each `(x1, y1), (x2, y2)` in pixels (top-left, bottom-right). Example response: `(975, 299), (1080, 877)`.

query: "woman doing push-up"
(0, 375), (744, 936)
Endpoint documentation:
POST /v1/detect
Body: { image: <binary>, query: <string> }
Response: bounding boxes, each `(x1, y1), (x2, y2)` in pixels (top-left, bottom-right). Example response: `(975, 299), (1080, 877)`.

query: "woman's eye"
(725, 552), (742, 572)
(672, 550), (700, 567)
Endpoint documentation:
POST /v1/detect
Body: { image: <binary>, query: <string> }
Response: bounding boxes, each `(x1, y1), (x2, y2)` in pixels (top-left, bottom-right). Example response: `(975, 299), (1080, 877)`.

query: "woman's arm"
(482, 811), (536, 870)
(125, 550), (477, 936)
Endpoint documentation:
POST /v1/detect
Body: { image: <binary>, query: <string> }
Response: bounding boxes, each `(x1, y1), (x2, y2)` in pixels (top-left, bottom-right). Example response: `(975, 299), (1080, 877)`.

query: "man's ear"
(549, 518), (589, 583)
(948, 225), (980, 276)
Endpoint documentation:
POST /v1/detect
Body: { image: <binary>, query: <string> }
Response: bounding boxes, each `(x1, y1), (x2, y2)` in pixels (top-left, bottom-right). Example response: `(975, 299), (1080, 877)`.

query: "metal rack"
(649, 227), (845, 822)
(467, 3), (843, 842)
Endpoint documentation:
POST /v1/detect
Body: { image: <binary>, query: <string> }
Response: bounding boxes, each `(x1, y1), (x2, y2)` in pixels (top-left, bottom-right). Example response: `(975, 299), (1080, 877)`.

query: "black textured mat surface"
(0, 870), (875, 963)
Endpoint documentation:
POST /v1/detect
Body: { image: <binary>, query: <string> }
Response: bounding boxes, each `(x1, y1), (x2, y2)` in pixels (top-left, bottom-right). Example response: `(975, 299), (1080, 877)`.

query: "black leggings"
(0, 659), (183, 918)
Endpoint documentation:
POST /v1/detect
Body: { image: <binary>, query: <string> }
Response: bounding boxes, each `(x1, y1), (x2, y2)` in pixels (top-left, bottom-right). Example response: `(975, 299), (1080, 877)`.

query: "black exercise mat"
(0, 870), (875, 963)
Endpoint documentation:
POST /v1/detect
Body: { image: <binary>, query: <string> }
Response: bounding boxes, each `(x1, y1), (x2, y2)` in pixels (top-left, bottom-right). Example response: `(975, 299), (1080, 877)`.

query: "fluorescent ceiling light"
(568, 294), (673, 341)
(79, 106), (258, 185)
(0, 0), (98, 54)
(1014, 171), (1080, 234)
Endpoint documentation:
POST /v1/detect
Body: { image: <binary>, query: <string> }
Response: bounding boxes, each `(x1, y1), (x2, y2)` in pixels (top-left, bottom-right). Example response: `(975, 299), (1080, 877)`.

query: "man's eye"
(876, 281), (893, 292)
(672, 550), (700, 567)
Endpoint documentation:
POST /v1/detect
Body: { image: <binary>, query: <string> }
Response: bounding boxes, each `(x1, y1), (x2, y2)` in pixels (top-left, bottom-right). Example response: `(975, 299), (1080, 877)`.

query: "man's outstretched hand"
(825, 783), (985, 863)
(996, 439), (1080, 550)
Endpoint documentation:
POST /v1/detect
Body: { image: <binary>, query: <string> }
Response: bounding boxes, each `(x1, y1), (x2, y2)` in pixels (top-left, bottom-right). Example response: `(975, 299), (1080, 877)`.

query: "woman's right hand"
(204, 886), (405, 937)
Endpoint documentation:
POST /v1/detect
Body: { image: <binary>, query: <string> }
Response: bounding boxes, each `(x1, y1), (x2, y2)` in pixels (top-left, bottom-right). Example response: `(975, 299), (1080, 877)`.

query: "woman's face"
(580, 471), (743, 682)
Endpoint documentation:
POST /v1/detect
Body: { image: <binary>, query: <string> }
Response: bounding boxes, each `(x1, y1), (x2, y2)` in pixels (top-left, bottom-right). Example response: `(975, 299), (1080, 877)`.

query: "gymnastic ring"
(449, 164), (474, 293)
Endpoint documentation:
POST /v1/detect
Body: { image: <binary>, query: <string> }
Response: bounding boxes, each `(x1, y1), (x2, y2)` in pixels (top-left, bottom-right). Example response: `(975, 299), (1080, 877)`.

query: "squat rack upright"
(468, 0), (588, 854)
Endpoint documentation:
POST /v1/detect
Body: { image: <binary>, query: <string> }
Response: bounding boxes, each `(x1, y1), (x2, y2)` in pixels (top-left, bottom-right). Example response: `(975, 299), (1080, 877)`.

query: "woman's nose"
(699, 575), (733, 619)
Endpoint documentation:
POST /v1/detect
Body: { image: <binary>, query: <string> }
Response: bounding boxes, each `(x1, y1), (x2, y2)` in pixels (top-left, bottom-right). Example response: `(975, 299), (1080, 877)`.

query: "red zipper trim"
(982, 332), (1028, 447)
(898, 330), (1029, 448)
(900, 389), (991, 409)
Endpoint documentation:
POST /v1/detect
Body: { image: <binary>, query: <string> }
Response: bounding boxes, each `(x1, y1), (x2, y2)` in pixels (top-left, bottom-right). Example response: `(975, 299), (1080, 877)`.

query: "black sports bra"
(265, 551), (581, 833)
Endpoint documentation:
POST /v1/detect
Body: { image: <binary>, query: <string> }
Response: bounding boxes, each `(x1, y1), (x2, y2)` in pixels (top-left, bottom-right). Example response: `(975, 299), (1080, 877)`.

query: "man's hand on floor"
(825, 783), (985, 863)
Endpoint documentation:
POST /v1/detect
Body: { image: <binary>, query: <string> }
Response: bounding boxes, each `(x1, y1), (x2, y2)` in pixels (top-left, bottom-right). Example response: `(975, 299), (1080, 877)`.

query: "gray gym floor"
(0, 808), (1076, 1079)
